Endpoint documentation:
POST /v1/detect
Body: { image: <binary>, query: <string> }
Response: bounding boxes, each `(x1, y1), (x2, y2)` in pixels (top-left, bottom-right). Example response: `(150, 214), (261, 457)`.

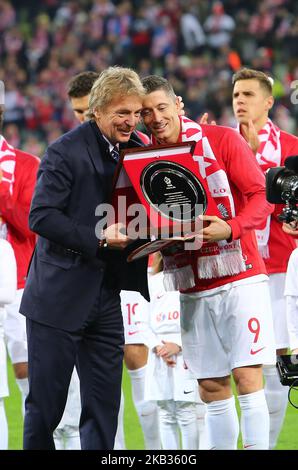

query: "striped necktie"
(110, 146), (120, 162)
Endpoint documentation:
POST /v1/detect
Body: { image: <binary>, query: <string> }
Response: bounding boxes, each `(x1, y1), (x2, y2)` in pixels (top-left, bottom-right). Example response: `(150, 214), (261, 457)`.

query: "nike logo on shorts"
(243, 444), (256, 448)
(128, 331), (139, 336)
(250, 346), (265, 355)
(183, 390), (193, 394)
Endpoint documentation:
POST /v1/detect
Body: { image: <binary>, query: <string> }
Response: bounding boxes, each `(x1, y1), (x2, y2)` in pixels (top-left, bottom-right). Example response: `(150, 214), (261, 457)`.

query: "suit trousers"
(23, 284), (124, 450)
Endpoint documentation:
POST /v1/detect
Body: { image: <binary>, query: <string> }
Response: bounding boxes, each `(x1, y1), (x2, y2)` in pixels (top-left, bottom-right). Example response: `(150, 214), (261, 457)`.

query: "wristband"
(98, 229), (108, 249)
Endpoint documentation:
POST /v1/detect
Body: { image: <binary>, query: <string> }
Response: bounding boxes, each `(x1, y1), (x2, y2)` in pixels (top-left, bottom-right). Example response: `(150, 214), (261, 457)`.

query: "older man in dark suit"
(20, 66), (149, 450)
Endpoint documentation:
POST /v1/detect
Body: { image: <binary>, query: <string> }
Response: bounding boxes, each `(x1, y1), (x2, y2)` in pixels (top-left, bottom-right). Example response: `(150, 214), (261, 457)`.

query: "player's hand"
(200, 112), (216, 126)
(163, 356), (177, 367)
(197, 215), (232, 242)
(177, 96), (185, 116)
(157, 340), (181, 359)
(154, 345), (175, 366)
(240, 119), (260, 154)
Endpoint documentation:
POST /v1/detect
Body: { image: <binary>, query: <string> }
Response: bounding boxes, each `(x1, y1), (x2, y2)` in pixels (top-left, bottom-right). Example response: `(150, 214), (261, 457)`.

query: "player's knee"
(233, 366), (263, 395)
(13, 362), (28, 379)
(158, 403), (176, 425)
(267, 390), (286, 413)
(137, 400), (157, 417)
(124, 344), (148, 369)
(177, 406), (197, 427)
(199, 377), (231, 403)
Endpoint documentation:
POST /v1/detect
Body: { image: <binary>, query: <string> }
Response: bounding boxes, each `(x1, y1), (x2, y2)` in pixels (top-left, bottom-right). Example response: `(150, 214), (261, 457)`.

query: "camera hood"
(265, 166), (286, 203)
(276, 354), (298, 386)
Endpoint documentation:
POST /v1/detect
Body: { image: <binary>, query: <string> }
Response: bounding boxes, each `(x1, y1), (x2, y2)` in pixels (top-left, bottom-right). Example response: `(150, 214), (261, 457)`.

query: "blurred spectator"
(204, 2), (235, 55)
(180, 7), (205, 54)
(249, 3), (275, 48)
(0, 0), (296, 150)
(3, 123), (21, 149)
(0, 0), (15, 32)
(3, 81), (26, 128)
(22, 133), (45, 158)
(130, 8), (152, 61)
(150, 16), (177, 67)
(272, 104), (296, 134)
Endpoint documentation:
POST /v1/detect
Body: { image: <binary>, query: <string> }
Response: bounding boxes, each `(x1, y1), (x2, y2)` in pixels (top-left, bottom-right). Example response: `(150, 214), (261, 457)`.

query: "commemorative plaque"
(112, 141), (221, 245)
(141, 160), (207, 222)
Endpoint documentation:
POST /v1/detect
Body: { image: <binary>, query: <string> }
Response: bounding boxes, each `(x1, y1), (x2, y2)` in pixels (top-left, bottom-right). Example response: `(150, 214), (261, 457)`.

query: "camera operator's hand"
(282, 222), (298, 237)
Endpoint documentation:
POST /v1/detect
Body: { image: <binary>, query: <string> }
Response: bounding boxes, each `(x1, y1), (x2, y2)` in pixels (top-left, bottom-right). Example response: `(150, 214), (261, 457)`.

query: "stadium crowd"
(0, 0), (298, 155)
(1, 0), (298, 452)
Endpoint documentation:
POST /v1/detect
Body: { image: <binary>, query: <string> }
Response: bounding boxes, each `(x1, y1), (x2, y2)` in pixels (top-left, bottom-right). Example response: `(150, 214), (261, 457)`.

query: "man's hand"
(240, 120), (260, 154)
(104, 222), (132, 250)
(282, 222), (298, 236)
(197, 215), (232, 242)
(200, 112), (216, 126)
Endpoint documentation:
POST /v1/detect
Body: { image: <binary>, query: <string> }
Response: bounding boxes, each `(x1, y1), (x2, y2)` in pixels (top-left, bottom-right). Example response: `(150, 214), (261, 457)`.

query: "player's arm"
(221, 129), (274, 240)
(0, 156), (39, 237)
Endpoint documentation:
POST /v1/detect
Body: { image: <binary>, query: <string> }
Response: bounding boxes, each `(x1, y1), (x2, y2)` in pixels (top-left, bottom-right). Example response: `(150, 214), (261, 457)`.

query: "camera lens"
(280, 175), (298, 201)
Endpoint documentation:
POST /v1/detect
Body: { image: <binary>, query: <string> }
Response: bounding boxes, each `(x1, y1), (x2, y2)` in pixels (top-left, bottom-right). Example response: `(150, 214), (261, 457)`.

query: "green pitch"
(4, 360), (298, 450)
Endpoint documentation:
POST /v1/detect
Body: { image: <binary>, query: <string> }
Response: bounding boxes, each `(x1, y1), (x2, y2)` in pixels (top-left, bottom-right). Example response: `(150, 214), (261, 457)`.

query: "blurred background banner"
(0, 81), (4, 105)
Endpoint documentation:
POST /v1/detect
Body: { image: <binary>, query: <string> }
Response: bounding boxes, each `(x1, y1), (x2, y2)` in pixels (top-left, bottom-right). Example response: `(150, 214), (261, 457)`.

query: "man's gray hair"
(87, 66), (145, 119)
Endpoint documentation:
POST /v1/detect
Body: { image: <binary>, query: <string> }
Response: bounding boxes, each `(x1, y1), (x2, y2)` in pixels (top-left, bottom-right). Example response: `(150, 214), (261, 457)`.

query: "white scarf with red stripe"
(238, 119), (281, 258)
(0, 135), (16, 239)
(0, 135), (16, 194)
(152, 116), (246, 290)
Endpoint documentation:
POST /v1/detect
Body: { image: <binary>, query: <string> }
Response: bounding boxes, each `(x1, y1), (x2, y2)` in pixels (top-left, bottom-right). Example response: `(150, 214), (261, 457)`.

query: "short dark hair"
(142, 75), (176, 100)
(232, 68), (273, 95)
(67, 71), (99, 98)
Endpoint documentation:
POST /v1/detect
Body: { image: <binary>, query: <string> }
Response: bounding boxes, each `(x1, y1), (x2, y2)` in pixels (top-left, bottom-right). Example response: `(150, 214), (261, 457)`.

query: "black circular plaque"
(141, 160), (207, 221)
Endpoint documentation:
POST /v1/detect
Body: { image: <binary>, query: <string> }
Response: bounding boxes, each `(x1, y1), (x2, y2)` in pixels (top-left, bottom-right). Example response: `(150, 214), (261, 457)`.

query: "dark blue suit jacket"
(20, 121), (149, 332)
